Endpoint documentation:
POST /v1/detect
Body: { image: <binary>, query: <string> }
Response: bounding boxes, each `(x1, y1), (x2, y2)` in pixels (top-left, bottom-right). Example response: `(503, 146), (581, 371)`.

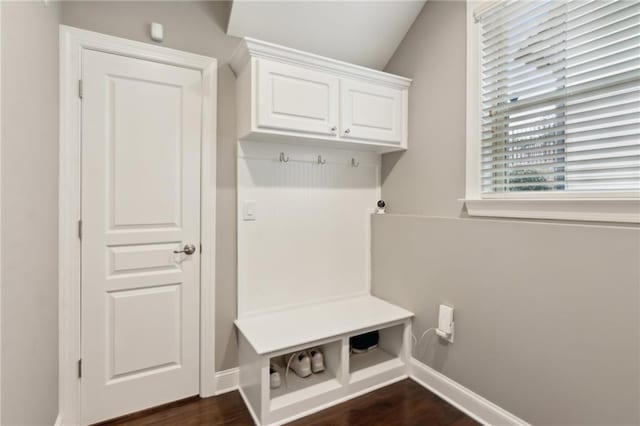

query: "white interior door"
(340, 79), (403, 144)
(81, 49), (202, 424)
(256, 59), (339, 136)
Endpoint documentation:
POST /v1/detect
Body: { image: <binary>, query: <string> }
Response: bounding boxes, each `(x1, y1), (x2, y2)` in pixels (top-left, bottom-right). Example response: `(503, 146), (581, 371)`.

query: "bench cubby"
(235, 295), (413, 425)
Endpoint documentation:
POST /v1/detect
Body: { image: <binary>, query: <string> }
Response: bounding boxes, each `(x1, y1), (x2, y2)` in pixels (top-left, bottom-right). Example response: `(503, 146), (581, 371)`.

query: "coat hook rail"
(279, 152), (289, 163)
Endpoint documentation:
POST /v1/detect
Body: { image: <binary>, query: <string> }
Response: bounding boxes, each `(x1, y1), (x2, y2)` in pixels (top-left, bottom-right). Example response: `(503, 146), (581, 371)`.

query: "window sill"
(461, 198), (640, 224)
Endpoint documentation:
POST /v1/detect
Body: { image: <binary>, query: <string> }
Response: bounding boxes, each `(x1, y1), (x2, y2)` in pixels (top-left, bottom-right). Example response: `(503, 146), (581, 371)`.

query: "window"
(465, 0), (640, 223)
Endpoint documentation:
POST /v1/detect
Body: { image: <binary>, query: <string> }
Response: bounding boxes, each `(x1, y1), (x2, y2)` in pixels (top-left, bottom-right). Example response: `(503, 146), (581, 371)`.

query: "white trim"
(214, 368), (239, 396)
(465, 0), (482, 202)
(0, 2), (3, 423)
(462, 198), (640, 223)
(229, 37), (411, 89)
(59, 25), (82, 425)
(212, 360), (529, 426)
(199, 50), (218, 400)
(472, 0), (504, 22)
(54, 414), (62, 426)
(410, 358), (529, 426)
(58, 25), (217, 424)
(464, 0), (640, 224)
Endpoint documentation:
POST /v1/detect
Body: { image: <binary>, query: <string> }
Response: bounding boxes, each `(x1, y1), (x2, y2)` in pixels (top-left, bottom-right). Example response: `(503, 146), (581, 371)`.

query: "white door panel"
(109, 285), (181, 377)
(81, 49), (202, 424)
(256, 59), (339, 136)
(340, 79), (403, 144)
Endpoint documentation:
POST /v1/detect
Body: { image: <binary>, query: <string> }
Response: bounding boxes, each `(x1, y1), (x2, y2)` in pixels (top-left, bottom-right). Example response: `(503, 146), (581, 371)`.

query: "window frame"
(463, 0), (640, 223)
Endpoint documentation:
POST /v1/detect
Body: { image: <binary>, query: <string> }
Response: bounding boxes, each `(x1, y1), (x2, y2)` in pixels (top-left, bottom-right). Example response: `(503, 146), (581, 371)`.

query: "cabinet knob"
(331, 126), (337, 132)
(345, 129), (351, 134)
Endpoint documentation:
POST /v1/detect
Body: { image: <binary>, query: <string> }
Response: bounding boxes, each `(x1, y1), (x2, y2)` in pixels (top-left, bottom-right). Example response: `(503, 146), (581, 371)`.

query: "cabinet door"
(256, 59), (339, 136)
(340, 79), (403, 145)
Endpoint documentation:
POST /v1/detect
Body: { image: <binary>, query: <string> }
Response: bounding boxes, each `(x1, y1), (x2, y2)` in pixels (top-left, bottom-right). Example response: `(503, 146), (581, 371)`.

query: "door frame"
(58, 25), (217, 425)
(0, 3), (3, 423)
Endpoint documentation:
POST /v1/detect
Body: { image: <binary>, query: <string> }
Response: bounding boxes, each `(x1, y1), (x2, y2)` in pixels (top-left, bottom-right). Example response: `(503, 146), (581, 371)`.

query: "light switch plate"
(243, 200), (257, 221)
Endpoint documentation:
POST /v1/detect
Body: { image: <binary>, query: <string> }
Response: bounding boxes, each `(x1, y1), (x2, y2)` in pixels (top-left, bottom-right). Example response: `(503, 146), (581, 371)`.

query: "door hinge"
(78, 80), (83, 99)
(78, 220), (82, 240)
(77, 359), (82, 378)
(200, 243), (202, 253)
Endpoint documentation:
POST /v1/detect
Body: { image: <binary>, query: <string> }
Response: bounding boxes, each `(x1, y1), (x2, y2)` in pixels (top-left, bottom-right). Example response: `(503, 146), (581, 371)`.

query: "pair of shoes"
(270, 348), (326, 389)
(287, 348), (325, 378)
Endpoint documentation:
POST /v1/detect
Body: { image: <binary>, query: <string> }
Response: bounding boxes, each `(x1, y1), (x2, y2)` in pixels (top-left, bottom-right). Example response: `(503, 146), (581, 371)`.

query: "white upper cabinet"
(231, 38), (411, 153)
(256, 60), (339, 136)
(340, 79), (403, 145)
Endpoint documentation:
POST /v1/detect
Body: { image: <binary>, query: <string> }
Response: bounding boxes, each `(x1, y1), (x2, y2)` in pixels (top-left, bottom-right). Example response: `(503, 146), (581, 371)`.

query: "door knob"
(174, 244), (197, 255)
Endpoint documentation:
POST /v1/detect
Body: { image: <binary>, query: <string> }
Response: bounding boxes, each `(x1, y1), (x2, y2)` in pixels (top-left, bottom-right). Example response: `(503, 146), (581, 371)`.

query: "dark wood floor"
(102, 379), (477, 426)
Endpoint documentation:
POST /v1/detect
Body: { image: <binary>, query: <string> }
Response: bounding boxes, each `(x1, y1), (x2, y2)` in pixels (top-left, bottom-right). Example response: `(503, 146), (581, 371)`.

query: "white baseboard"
(409, 358), (529, 426)
(54, 371), (239, 425)
(173, 362), (527, 426)
(215, 367), (239, 395)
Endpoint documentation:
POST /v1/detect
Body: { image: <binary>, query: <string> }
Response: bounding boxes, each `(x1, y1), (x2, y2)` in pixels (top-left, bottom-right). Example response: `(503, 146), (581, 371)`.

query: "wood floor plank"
(100, 379), (478, 426)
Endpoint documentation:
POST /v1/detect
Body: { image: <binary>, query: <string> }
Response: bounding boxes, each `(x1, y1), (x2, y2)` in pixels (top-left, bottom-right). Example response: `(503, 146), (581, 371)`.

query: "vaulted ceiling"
(227, 1), (426, 70)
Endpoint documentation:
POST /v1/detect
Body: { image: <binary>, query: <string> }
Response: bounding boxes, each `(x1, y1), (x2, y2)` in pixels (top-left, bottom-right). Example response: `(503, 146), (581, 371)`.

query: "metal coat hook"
(279, 152), (289, 163)
(317, 155), (327, 165)
(351, 158), (360, 168)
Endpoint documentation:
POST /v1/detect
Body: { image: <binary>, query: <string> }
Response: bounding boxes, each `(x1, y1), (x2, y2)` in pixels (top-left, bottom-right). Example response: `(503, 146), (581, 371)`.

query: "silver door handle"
(174, 244), (197, 255)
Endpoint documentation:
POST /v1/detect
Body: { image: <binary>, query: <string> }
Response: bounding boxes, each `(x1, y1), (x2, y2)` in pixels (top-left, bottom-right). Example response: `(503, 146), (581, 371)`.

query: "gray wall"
(373, 216), (639, 425)
(375, 1), (640, 425)
(1, 2), (61, 424)
(60, 1), (242, 372)
(1, 2), (241, 424)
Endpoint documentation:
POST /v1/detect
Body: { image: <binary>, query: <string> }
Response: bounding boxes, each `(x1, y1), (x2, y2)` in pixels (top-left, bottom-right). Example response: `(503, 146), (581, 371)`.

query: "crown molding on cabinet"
(230, 37), (412, 89)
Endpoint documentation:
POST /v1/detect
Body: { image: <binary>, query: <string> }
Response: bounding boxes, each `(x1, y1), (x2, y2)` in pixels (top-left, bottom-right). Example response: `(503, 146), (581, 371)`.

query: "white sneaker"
(270, 364), (281, 389)
(309, 348), (325, 373)
(289, 352), (312, 378)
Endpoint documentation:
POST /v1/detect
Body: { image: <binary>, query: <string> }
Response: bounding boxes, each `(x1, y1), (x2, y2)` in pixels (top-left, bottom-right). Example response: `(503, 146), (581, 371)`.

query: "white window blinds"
(477, 0), (640, 195)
